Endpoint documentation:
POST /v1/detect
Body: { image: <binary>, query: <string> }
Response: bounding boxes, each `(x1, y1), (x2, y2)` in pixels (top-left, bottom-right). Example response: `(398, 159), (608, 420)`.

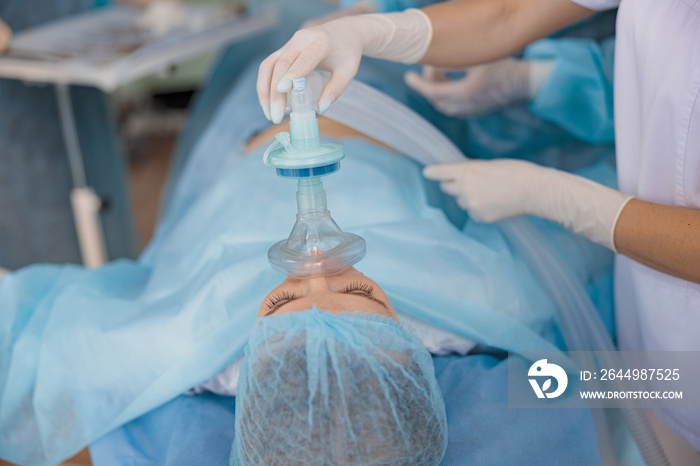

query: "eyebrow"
(263, 291), (391, 317)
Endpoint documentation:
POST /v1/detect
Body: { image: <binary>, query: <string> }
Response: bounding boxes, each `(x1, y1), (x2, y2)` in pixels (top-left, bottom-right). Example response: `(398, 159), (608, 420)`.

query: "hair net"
(231, 307), (448, 466)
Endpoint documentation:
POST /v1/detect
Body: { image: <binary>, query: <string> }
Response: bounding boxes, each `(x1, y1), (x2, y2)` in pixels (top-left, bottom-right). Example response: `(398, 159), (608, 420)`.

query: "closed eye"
(264, 291), (298, 315)
(342, 282), (390, 311)
(343, 282), (375, 295)
(262, 282), (391, 317)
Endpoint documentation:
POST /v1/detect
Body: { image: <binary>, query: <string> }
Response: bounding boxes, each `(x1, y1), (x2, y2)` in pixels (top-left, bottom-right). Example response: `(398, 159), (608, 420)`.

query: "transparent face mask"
(263, 75), (366, 278)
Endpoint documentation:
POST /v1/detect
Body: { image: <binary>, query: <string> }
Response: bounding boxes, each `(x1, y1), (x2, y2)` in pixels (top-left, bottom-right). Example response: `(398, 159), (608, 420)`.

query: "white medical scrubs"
(572, 0), (700, 449)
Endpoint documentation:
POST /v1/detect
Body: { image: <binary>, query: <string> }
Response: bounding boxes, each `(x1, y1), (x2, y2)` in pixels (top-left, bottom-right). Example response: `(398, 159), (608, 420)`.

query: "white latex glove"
(257, 9), (432, 123)
(0, 19), (12, 54)
(424, 159), (635, 251)
(302, 1), (377, 29)
(405, 58), (554, 117)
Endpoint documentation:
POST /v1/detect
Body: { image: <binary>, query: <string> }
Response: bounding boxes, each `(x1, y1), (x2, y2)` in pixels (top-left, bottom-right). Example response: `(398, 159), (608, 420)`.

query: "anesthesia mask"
(263, 76), (366, 278)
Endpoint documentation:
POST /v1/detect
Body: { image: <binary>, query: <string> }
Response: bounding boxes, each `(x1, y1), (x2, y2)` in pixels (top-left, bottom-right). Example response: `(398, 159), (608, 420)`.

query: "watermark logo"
(528, 359), (568, 399)
(510, 351), (698, 408)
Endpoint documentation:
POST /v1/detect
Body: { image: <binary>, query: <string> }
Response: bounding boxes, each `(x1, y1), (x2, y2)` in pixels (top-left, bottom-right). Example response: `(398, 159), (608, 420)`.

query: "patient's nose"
(308, 274), (333, 292)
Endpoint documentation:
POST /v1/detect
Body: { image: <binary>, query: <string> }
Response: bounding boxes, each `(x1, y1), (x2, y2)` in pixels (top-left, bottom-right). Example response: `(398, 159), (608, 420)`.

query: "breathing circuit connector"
(264, 76), (365, 278)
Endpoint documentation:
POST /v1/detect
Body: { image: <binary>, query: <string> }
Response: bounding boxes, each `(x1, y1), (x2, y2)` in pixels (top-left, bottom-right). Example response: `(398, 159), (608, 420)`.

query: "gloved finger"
(456, 196), (496, 223)
(269, 46), (305, 124)
(317, 66), (355, 114)
(279, 41), (331, 94)
(257, 50), (282, 120)
(422, 65), (446, 82)
(440, 180), (462, 196)
(423, 163), (468, 181)
(432, 98), (466, 117)
(461, 198), (509, 224)
(404, 71), (471, 100)
(404, 71), (436, 95)
(455, 195), (475, 215)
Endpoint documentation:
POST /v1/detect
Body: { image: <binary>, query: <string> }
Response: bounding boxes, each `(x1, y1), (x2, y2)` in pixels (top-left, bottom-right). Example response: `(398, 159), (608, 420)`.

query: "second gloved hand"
(405, 58), (554, 117)
(424, 159), (634, 251)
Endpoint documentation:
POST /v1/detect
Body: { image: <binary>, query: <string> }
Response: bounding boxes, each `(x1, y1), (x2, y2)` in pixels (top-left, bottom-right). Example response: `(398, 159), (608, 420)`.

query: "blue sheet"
(526, 38), (615, 145)
(0, 137), (611, 465)
(90, 354), (601, 465)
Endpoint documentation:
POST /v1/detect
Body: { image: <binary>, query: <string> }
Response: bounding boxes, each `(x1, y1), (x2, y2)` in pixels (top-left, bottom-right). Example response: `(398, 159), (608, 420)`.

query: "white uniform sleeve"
(568, 0), (620, 10)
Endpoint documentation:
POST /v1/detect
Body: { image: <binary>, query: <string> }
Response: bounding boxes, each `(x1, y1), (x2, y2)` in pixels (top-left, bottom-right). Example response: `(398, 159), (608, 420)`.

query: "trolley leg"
(55, 83), (107, 267)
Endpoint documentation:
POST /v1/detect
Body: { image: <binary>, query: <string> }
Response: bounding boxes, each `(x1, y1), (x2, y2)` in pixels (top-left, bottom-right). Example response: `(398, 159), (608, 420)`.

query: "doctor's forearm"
(420, 0), (595, 67)
(614, 199), (700, 284)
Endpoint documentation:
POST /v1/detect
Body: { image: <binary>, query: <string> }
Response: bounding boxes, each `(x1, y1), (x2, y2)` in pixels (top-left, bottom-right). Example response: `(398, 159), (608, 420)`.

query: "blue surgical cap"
(231, 307), (447, 466)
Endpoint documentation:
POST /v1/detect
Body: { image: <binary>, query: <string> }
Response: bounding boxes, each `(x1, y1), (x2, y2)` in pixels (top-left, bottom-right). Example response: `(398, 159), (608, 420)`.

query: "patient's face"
(259, 267), (398, 320)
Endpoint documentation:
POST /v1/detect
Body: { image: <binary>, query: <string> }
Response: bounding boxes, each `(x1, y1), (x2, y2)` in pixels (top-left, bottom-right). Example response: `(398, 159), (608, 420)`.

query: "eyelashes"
(264, 281), (376, 313)
(343, 282), (375, 295)
(265, 291), (297, 310)
(344, 282), (388, 310)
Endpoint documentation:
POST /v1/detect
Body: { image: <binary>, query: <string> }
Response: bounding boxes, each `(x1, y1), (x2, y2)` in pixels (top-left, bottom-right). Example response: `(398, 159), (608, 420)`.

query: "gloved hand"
(257, 9), (432, 124)
(302, 1), (377, 29)
(424, 159), (634, 251)
(404, 58), (554, 117)
(0, 19), (12, 54)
